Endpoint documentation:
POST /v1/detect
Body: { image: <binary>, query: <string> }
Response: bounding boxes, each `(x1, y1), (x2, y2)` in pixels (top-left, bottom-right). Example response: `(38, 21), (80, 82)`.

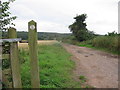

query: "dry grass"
(18, 40), (59, 49)
(37, 40), (58, 45)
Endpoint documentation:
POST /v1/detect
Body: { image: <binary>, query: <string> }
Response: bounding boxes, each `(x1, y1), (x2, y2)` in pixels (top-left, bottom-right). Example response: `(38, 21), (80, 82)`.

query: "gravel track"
(62, 44), (118, 88)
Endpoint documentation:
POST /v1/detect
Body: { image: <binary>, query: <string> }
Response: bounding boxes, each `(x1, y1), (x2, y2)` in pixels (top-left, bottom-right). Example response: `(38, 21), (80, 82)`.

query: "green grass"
(79, 44), (93, 48)
(79, 76), (86, 83)
(92, 36), (119, 52)
(19, 43), (81, 88)
(63, 35), (120, 55)
(79, 43), (120, 55)
(77, 36), (120, 55)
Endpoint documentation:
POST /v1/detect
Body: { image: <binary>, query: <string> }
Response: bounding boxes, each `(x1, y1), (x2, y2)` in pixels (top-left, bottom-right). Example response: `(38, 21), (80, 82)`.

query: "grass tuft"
(79, 76), (86, 83)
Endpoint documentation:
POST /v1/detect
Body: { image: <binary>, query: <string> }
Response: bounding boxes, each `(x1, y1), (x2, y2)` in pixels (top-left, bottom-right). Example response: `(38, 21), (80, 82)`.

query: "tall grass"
(79, 36), (120, 55)
(19, 43), (81, 88)
(92, 36), (119, 53)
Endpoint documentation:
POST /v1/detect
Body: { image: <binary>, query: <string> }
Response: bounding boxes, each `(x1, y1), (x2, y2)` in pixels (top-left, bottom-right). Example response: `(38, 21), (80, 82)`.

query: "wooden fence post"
(28, 20), (40, 88)
(8, 28), (22, 88)
(0, 5), (1, 88)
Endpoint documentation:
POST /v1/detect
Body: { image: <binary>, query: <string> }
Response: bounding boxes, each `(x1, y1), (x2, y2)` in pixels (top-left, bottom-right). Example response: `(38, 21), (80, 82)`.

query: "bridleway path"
(62, 43), (118, 88)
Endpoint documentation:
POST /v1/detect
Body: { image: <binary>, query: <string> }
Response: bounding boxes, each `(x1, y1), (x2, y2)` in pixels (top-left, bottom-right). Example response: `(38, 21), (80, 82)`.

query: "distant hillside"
(17, 31), (72, 40)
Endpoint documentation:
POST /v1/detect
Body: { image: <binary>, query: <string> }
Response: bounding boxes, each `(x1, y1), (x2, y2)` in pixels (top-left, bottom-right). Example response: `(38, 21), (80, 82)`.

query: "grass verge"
(19, 43), (81, 88)
(79, 43), (120, 55)
(63, 36), (120, 55)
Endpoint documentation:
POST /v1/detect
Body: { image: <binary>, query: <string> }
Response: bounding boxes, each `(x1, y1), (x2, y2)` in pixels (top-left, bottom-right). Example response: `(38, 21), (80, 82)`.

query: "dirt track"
(62, 44), (118, 88)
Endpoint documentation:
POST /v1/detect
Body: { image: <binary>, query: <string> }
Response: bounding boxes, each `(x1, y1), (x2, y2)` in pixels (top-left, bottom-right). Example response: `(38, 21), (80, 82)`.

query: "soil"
(62, 43), (118, 88)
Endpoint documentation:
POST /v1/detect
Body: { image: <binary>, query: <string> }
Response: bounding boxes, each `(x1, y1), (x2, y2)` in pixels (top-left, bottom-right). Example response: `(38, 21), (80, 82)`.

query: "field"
(19, 41), (81, 88)
(18, 40), (58, 49)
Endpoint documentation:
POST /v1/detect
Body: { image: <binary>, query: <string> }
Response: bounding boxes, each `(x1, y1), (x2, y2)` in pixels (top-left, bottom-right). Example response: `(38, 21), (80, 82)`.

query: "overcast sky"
(8, 0), (119, 35)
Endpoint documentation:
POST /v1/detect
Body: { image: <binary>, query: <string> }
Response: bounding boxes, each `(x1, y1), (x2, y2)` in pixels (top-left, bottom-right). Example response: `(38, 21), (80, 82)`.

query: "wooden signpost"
(28, 20), (40, 88)
(1, 21), (40, 88)
(8, 28), (22, 88)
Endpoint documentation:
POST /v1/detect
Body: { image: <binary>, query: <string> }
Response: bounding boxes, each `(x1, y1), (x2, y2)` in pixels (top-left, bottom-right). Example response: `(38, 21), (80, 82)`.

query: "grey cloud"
(9, 0), (119, 34)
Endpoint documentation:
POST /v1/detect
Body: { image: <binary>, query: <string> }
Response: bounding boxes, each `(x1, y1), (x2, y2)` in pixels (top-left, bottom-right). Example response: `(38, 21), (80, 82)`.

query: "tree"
(107, 31), (118, 36)
(69, 14), (94, 41)
(0, 0), (16, 38)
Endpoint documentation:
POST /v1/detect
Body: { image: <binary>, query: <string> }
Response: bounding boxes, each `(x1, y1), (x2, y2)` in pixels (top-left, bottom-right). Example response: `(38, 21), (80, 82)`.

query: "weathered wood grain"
(8, 28), (22, 88)
(28, 20), (40, 88)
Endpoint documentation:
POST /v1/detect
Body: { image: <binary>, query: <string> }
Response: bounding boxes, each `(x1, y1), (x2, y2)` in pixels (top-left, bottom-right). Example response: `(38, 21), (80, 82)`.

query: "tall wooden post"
(8, 27), (22, 88)
(0, 1), (2, 39)
(118, 1), (120, 33)
(0, 2), (2, 88)
(28, 20), (40, 88)
(118, 2), (120, 89)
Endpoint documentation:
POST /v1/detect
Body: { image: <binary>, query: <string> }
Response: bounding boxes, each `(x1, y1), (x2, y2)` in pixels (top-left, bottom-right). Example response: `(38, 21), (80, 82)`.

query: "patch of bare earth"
(62, 43), (118, 88)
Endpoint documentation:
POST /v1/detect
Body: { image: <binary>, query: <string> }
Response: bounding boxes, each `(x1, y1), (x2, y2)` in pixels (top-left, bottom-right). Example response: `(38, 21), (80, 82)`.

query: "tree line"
(17, 31), (71, 41)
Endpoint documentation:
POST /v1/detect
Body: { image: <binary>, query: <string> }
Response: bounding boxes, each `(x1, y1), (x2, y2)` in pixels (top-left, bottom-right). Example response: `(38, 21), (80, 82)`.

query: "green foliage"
(69, 14), (95, 41)
(2, 59), (10, 69)
(79, 44), (92, 48)
(107, 31), (118, 36)
(20, 44), (81, 88)
(79, 76), (86, 80)
(62, 35), (80, 45)
(78, 35), (120, 55)
(0, 0), (16, 38)
(2, 42), (10, 70)
(63, 31), (119, 55)
(92, 36), (119, 53)
(17, 31), (72, 40)
(79, 76), (86, 83)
